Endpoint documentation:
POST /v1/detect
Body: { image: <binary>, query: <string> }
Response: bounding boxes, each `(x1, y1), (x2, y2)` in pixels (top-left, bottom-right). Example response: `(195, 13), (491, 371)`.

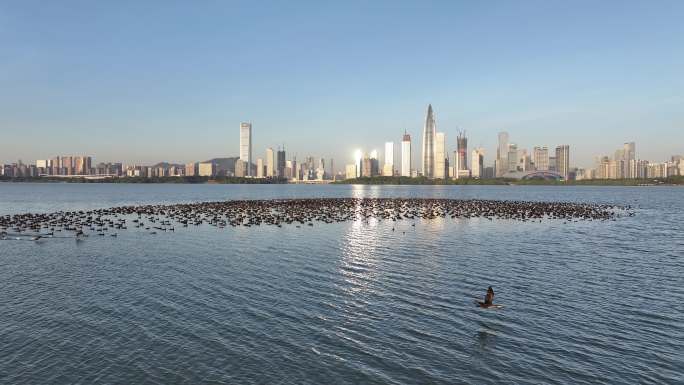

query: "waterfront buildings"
(234, 160), (247, 177)
(533, 147), (549, 171)
(401, 132), (411, 177)
(496, 132), (509, 177)
(555, 145), (570, 179)
(384, 142), (394, 176)
(266, 148), (275, 177)
(185, 162), (198, 176)
(422, 104), (436, 178)
(240, 122), (252, 176)
(361, 151), (379, 177)
(507, 144), (518, 173)
(434, 132), (447, 179)
(198, 162), (215, 177)
(256, 158), (264, 178)
(471, 148), (484, 178)
(456, 131), (467, 171)
(277, 147), (286, 177)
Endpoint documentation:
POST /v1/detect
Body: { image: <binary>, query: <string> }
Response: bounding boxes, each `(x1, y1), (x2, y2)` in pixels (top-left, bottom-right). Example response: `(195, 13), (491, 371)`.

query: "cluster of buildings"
(235, 122), (336, 181)
(2, 107), (682, 182)
(0, 156), (123, 178)
(345, 104), (573, 180)
(577, 143), (684, 180)
(343, 104), (683, 181)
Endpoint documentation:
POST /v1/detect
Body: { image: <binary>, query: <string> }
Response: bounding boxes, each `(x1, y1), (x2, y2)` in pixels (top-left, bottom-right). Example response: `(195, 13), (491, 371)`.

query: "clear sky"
(1, 0), (683, 168)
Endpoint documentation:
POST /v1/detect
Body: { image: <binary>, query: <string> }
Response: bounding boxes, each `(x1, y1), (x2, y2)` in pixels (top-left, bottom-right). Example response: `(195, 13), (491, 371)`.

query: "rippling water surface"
(1, 184), (682, 384)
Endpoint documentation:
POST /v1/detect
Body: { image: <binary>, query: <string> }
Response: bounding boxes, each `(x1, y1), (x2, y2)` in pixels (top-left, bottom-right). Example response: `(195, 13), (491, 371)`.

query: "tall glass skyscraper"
(496, 131), (509, 177)
(422, 104), (436, 178)
(239, 122), (252, 176)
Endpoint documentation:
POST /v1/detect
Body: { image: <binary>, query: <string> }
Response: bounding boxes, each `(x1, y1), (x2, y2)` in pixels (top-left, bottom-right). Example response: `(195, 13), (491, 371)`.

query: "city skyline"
(1, 2), (683, 166)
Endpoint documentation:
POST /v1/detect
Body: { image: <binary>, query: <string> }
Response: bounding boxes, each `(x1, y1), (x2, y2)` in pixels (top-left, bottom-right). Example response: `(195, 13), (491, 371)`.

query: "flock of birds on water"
(0, 198), (630, 242)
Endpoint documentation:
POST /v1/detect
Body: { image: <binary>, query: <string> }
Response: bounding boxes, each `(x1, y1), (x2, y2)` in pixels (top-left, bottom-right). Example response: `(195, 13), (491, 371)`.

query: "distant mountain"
(151, 162), (185, 168)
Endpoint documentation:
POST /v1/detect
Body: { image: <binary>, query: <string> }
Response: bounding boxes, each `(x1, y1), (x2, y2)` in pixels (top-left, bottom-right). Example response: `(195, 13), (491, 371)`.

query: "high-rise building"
(456, 131), (468, 171)
(533, 147), (549, 171)
(496, 132), (509, 177)
(384, 142), (394, 176)
(361, 152), (379, 177)
(185, 162), (198, 176)
(234, 160), (247, 177)
(507, 144), (518, 173)
(345, 164), (357, 179)
(471, 148), (484, 178)
(623, 142), (636, 178)
(61, 156), (74, 175)
(434, 132), (447, 179)
(555, 145), (570, 179)
(240, 123), (252, 176)
(401, 132), (411, 177)
(316, 157), (325, 180)
(519, 150), (532, 171)
(290, 159), (298, 180)
(266, 148), (275, 177)
(256, 158), (264, 178)
(277, 147), (286, 177)
(198, 162), (215, 177)
(422, 104), (436, 178)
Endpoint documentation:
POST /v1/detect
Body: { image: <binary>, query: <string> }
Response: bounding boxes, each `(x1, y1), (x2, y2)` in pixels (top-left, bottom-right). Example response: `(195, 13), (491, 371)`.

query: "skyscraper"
(471, 148), (485, 178)
(422, 104), (436, 178)
(384, 142), (394, 176)
(240, 122), (252, 176)
(507, 144), (518, 173)
(434, 132), (447, 179)
(277, 147), (286, 177)
(456, 131), (468, 171)
(401, 132), (411, 177)
(256, 158), (264, 178)
(555, 145), (570, 179)
(623, 142), (636, 178)
(361, 152), (379, 177)
(496, 132), (509, 177)
(533, 146), (549, 171)
(266, 148), (275, 177)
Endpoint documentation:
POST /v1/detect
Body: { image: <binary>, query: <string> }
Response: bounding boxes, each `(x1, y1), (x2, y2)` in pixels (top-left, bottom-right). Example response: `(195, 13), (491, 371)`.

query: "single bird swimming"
(476, 286), (503, 309)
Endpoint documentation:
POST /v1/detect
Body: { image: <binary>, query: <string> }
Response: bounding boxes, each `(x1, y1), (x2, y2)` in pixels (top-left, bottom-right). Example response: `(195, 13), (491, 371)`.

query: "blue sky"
(1, 0), (682, 168)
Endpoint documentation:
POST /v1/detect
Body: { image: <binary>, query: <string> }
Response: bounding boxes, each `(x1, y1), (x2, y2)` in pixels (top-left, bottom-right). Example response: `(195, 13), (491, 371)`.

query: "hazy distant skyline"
(1, 1), (683, 168)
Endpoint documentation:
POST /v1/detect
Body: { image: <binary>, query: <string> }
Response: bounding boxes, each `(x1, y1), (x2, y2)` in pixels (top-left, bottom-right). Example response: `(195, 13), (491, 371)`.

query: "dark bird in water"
(476, 286), (500, 308)
(484, 286), (494, 306)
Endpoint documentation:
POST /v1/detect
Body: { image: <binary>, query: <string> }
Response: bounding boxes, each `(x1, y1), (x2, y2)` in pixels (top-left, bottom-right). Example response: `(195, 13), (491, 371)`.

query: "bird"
(475, 286), (501, 309)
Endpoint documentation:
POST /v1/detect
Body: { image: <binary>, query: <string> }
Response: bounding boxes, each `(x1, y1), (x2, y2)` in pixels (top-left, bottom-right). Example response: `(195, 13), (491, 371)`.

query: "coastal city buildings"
(422, 104), (436, 178)
(401, 132), (411, 177)
(277, 147), (286, 178)
(533, 147), (549, 171)
(266, 148), (275, 177)
(240, 122), (252, 176)
(471, 148), (484, 178)
(384, 142), (394, 176)
(496, 132), (509, 177)
(256, 158), (264, 178)
(456, 131), (467, 171)
(198, 162), (215, 177)
(2, 106), (681, 183)
(434, 132), (447, 179)
(555, 145), (570, 180)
